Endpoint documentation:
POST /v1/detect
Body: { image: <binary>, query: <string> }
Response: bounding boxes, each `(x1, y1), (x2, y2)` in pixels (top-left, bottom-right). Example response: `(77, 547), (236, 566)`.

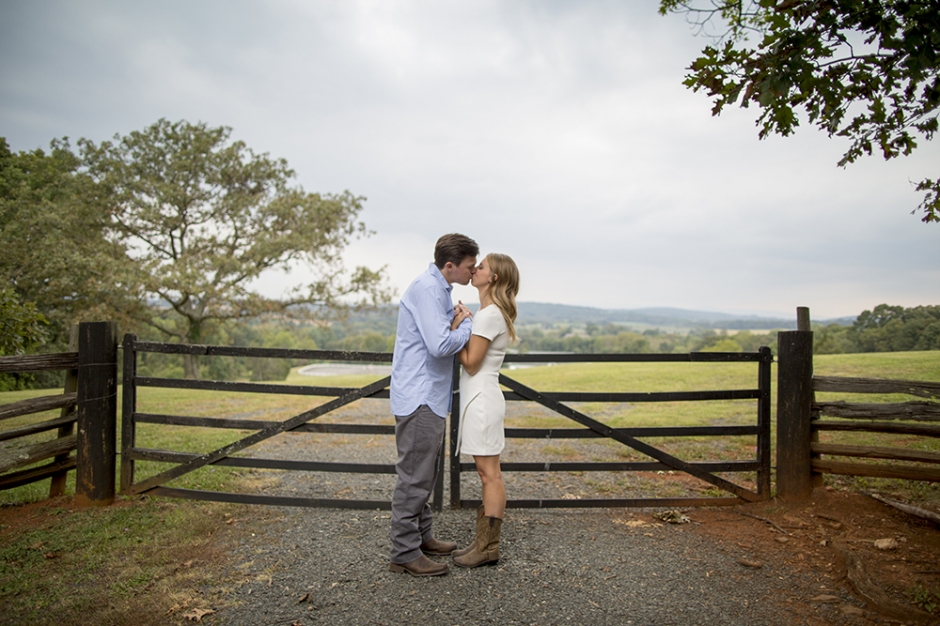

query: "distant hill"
(343, 302), (854, 331)
(514, 302), (854, 330)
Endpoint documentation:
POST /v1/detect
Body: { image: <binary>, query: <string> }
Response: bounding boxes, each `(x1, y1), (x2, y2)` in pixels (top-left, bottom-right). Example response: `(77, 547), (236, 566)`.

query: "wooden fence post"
(449, 354), (462, 510)
(49, 324), (79, 497)
(776, 308), (814, 501)
(75, 321), (118, 507)
(120, 334), (137, 494)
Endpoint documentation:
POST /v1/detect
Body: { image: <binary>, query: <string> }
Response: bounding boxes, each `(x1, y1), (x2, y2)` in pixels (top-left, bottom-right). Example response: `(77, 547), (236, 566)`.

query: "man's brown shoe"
(389, 554), (449, 577)
(420, 537), (458, 556)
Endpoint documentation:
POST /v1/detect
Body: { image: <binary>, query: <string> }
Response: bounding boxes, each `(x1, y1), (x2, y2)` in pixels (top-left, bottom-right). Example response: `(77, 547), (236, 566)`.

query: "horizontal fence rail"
(450, 348), (773, 510)
(132, 341), (391, 361)
(813, 376), (940, 399)
(505, 352), (769, 363)
(0, 341), (81, 495)
(0, 352), (79, 374)
(0, 393), (76, 423)
(811, 375), (940, 483)
(135, 376), (392, 399)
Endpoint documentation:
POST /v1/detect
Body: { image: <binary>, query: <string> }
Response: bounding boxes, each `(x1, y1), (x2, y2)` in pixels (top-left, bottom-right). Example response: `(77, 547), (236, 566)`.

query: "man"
(388, 233), (479, 576)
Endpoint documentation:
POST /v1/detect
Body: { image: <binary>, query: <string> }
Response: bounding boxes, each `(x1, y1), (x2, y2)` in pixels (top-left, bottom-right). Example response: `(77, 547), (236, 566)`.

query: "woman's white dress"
(456, 305), (509, 456)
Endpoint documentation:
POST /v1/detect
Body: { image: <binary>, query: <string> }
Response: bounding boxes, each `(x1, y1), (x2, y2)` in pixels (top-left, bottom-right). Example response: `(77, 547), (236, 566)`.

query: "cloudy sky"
(2, 0), (937, 320)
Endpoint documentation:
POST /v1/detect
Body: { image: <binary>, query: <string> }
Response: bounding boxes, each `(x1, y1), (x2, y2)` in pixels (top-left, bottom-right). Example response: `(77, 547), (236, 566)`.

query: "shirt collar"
(428, 262), (453, 293)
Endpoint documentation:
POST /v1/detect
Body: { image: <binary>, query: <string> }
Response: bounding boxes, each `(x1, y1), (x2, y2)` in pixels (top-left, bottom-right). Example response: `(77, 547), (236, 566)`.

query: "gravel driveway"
(199, 398), (866, 626)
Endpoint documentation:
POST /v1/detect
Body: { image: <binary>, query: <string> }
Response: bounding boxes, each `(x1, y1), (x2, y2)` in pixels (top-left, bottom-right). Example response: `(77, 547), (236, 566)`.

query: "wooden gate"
(450, 349), (774, 509)
(122, 335), (771, 510)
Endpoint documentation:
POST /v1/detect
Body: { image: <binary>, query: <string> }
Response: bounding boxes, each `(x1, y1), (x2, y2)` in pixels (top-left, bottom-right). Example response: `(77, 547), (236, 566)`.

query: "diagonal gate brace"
(499, 374), (759, 502)
(127, 376), (391, 495)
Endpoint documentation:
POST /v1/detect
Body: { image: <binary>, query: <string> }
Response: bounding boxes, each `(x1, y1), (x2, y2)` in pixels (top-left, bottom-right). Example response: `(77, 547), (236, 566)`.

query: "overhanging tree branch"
(661, 0), (940, 223)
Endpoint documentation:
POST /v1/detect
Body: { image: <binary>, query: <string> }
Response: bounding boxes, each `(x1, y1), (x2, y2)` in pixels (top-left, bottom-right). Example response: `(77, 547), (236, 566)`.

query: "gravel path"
(206, 506), (831, 626)
(200, 398), (854, 626)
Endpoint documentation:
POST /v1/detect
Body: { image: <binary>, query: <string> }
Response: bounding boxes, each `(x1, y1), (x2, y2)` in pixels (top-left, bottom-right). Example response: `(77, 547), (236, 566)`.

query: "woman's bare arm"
(458, 335), (491, 376)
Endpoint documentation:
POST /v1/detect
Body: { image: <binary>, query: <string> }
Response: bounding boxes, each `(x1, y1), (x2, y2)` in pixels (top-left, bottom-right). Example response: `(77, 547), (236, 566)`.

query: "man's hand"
(451, 301), (472, 330)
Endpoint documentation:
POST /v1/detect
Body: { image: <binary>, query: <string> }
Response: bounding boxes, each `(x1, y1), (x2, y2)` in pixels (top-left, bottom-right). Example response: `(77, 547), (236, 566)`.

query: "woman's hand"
(451, 302), (472, 330)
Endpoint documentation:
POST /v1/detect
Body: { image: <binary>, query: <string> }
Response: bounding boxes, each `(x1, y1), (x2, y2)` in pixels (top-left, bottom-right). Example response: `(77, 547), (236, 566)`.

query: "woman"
(451, 252), (519, 568)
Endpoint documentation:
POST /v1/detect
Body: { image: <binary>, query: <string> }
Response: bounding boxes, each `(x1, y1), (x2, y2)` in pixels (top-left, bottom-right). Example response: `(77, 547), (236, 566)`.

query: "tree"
(0, 288), (48, 391)
(660, 0), (940, 222)
(0, 138), (136, 346)
(0, 288), (47, 356)
(79, 119), (389, 378)
(812, 323), (856, 353)
(851, 303), (940, 350)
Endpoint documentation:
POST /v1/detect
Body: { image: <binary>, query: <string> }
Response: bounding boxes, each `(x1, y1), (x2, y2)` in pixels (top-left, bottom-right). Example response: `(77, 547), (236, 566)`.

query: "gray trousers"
(389, 405), (446, 564)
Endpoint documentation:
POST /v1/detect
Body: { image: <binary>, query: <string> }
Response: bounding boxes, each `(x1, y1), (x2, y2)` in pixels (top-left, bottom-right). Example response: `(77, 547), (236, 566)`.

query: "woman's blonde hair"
(486, 253), (520, 342)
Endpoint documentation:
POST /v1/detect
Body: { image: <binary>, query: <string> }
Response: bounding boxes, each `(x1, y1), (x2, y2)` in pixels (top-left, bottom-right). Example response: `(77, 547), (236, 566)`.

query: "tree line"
(521, 304), (939, 356)
(813, 304), (940, 354)
(518, 324), (777, 355)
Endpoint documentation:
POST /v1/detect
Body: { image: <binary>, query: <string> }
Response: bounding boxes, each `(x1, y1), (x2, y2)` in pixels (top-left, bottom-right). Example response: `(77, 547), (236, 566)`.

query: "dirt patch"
(683, 488), (940, 625)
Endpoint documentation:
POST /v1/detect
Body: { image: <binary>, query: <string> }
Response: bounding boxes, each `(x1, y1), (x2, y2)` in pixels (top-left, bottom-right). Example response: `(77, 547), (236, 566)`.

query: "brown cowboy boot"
(452, 506), (486, 558)
(389, 554), (449, 577)
(453, 516), (501, 568)
(420, 537), (458, 556)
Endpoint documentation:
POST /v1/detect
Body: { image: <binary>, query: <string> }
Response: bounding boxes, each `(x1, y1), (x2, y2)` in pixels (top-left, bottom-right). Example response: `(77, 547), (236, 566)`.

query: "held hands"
(451, 301), (472, 330)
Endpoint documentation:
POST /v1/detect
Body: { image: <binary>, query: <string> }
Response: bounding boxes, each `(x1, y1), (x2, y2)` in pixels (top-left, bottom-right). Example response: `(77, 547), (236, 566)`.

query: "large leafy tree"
(0, 138), (136, 346)
(660, 0), (940, 222)
(78, 119), (389, 378)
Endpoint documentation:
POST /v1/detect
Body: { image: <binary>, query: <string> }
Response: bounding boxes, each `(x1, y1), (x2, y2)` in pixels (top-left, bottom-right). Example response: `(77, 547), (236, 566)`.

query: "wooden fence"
(811, 376), (940, 481)
(0, 322), (118, 506)
(5, 312), (937, 508)
(775, 308), (940, 500)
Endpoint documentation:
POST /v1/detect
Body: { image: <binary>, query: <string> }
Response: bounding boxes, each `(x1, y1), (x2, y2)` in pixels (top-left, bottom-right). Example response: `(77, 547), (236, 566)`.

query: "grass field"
(0, 350), (937, 624)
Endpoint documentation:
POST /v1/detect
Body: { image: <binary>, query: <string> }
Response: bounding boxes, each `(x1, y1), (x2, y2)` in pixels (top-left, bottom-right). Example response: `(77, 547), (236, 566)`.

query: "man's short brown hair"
(434, 233), (479, 269)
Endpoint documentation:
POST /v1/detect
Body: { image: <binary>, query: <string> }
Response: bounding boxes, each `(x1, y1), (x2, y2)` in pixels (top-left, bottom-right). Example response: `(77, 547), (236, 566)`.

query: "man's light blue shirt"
(390, 263), (472, 418)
